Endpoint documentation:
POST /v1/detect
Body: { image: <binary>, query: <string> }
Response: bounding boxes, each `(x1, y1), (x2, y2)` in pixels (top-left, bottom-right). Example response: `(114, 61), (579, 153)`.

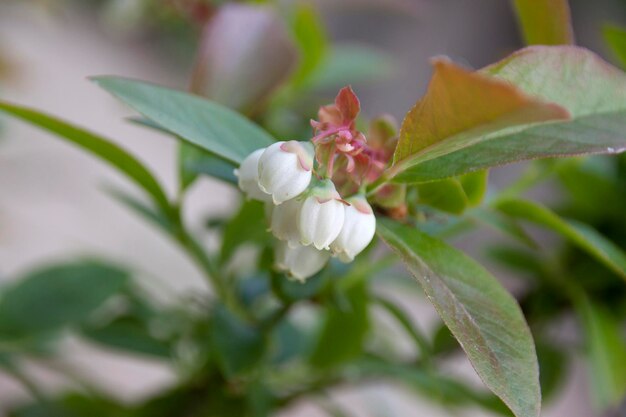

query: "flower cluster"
(234, 87), (394, 282)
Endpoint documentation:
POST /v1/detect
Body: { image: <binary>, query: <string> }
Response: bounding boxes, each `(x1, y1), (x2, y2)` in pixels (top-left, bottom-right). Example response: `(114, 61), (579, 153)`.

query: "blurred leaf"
(512, 0), (574, 45)
(391, 57), (569, 179)
(290, 2), (328, 86)
(92, 77), (276, 164)
(392, 46), (626, 183)
(416, 178), (468, 215)
(309, 280), (369, 368)
(471, 208), (537, 248)
(374, 295), (431, 358)
(577, 297), (626, 410)
(0, 101), (171, 214)
(104, 186), (174, 233)
(0, 261), (128, 337)
(81, 317), (172, 359)
(603, 24), (626, 69)
(220, 200), (269, 264)
(495, 198), (626, 280)
(190, 4), (297, 112)
(9, 393), (130, 417)
(377, 219), (540, 417)
(307, 44), (394, 90)
(210, 304), (266, 377)
(535, 341), (568, 402)
(459, 170), (488, 206)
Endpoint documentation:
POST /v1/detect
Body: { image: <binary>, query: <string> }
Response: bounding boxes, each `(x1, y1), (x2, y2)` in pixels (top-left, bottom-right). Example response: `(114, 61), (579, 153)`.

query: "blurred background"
(1, 0), (626, 416)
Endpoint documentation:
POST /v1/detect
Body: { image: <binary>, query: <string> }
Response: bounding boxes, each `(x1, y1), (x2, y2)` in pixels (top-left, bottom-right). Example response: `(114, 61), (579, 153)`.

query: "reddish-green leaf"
(391, 58), (569, 176)
(392, 46), (626, 183)
(512, 0), (574, 46)
(377, 219), (540, 417)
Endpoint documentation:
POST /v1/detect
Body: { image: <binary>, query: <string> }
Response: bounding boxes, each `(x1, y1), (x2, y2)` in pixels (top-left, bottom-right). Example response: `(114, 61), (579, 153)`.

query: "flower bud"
(270, 197), (303, 247)
(275, 241), (330, 282)
(330, 196), (376, 262)
(234, 148), (272, 202)
(299, 180), (345, 250)
(258, 141), (313, 204)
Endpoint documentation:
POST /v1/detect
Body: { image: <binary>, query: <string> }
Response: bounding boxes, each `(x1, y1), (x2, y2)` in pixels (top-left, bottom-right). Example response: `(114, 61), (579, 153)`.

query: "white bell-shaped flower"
(330, 195), (376, 262)
(299, 179), (346, 250)
(275, 241), (330, 282)
(234, 148), (271, 202)
(270, 197), (303, 247)
(257, 141), (313, 204)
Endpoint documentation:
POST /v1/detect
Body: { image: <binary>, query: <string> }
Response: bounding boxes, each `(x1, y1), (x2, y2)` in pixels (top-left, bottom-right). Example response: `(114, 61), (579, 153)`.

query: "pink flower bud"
(257, 141), (313, 204)
(299, 180), (346, 250)
(330, 196), (376, 262)
(274, 241), (330, 282)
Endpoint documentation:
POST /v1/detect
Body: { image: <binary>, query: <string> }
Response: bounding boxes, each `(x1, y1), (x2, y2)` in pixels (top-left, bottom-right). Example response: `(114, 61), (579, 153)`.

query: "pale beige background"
(0, 0), (614, 415)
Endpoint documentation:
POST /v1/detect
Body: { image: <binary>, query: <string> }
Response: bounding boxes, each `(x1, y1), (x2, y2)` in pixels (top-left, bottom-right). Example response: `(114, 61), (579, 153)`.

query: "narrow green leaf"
(92, 77), (276, 164)
(494, 198), (626, 280)
(309, 281), (369, 368)
(512, 0), (574, 46)
(392, 46), (626, 183)
(104, 186), (174, 234)
(576, 297), (626, 410)
(377, 219), (540, 417)
(82, 318), (172, 359)
(471, 208), (537, 248)
(603, 24), (626, 69)
(459, 170), (488, 206)
(0, 101), (170, 213)
(0, 261), (128, 336)
(290, 2), (328, 86)
(210, 305), (266, 377)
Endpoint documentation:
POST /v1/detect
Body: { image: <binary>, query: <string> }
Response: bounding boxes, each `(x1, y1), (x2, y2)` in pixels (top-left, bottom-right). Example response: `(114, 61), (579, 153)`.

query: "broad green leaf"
(92, 77), (276, 164)
(0, 101), (170, 214)
(494, 198), (626, 280)
(416, 178), (468, 215)
(377, 219), (540, 417)
(603, 25), (626, 69)
(391, 57), (569, 177)
(290, 2), (328, 86)
(309, 280), (369, 368)
(189, 4), (297, 112)
(210, 305), (266, 377)
(512, 0), (574, 46)
(129, 117), (237, 187)
(577, 298), (626, 410)
(0, 261), (128, 336)
(391, 46), (626, 183)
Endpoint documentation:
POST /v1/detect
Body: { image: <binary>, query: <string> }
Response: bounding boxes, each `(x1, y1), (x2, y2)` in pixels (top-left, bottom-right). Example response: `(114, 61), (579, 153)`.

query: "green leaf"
(220, 200), (270, 264)
(0, 101), (170, 214)
(494, 198), (626, 280)
(391, 46), (626, 183)
(92, 77), (276, 164)
(512, 0), (574, 46)
(576, 297), (626, 410)
(471, 208), (537, 248)
(377, 219), (540, 417)
(604, 25), (626, 69)
(189, 4), (297, 112)
(81, 318), (172, 359)
(210, 305), (266, 377)
(104, 186), (174, 234)
(416, 178), (468, 215)
(459, 170), (488, 206)
(309, 280), (369, 368)
(0, 261), (128, 337)
(290, 2), (328, 86)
